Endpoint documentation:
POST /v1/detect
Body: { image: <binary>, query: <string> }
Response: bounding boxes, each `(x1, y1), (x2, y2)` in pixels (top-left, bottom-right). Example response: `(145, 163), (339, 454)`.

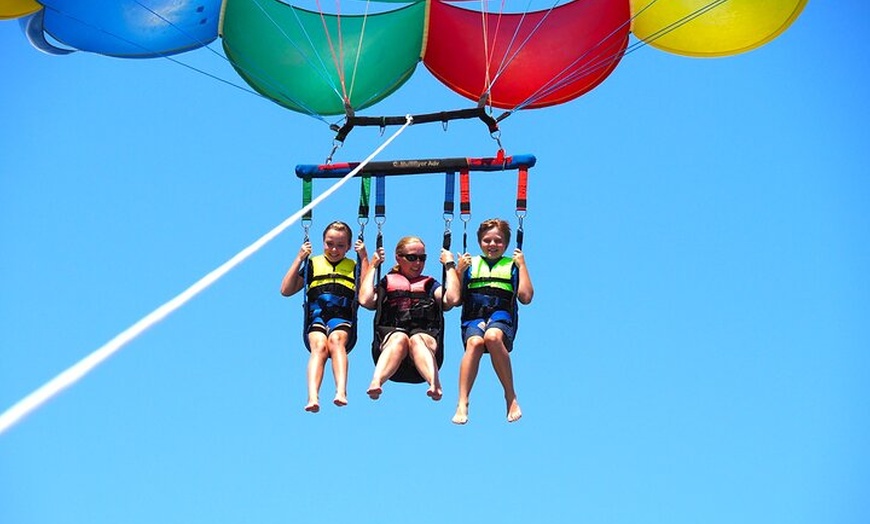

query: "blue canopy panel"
(39, 0), (220, 57)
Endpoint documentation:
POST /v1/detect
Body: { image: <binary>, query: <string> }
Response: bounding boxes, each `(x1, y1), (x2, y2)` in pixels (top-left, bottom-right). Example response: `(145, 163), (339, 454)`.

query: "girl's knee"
(308, 335), (327, 354)
(327, 340), (347, 355)
(309, 344), (329, 359)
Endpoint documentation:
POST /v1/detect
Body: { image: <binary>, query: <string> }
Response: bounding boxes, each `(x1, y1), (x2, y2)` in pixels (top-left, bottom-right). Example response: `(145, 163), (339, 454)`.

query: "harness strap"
(460, 169), (471, 253)
(516, 165), (528, 250)
(358, 174), (371, 224)
(374, 175), (386, 224)
(442, 170), (455, 288)
(300, 177), (313, 349)
(444, 170), (456, 227)
(302, 177), (313, 225)
(374, 174), (386, 290)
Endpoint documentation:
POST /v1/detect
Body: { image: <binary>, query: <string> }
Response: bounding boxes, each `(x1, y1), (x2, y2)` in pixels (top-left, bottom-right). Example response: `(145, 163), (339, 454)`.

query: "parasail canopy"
(8, 0), (808, 123)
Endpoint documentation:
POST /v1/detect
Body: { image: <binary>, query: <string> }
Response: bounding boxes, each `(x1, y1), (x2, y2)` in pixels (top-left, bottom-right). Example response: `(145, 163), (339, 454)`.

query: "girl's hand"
(297, 241), (312, 261)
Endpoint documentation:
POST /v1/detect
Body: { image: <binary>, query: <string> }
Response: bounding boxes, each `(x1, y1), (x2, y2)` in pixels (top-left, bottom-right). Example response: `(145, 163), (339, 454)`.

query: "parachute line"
(236, 0), (341, 119)
(0, 116), (413, 437)
(129, 0), (225, 61)
(348, 1), (374, 103)
(489, 1), (559, 93)
(315, 0), (350, 103)
(499, 0), (730, 116)
(38, 2), (327, 124)
(631, 0), (728, 48)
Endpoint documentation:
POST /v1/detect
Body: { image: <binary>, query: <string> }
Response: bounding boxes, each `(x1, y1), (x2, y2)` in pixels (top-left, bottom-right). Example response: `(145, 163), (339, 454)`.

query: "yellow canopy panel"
(630, 0), (808, 57)
(0, 0), (41, 20)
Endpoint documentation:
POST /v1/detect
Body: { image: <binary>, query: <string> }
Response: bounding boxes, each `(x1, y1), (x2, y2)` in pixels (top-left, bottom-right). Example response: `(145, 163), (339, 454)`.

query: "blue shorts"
(462, 318), (515, 352)
(308, 316), (352, 336)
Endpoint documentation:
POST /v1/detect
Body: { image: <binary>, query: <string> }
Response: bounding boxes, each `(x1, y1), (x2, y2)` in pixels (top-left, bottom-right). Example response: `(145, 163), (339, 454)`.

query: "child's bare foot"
(333, 392), (348, 407)
(366, 384), (382, 400)
(507, 398), (522, 423)
(452, 403), (469, 425)
(304, 400), (320, 413)
(426, 386), (443, 401)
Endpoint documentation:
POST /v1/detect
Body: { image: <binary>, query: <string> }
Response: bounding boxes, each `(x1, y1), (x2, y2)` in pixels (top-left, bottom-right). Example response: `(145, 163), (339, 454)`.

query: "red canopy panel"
(423, 0), (631, 109)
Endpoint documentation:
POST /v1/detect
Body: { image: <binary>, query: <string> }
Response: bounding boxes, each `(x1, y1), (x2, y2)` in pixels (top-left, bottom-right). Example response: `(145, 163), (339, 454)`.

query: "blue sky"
(1, 2), (868, 524)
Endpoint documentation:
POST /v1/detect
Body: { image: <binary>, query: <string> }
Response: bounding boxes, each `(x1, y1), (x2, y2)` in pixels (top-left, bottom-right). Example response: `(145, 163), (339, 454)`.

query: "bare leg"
(367, 332), (409, 400)
(484, 328), (522, 423)
(305, 332), (328, 413)
(408, 334), (441, 401)
(327, 330), (349, 407)
(452, 336), (485, 424)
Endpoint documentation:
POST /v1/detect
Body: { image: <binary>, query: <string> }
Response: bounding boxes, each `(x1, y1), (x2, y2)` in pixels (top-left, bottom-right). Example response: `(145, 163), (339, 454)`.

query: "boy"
(453, 218), (534, 424)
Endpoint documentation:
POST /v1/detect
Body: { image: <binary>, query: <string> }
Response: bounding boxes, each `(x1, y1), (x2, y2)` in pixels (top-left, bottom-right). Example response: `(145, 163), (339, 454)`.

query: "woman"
(359, 236), (461, 401)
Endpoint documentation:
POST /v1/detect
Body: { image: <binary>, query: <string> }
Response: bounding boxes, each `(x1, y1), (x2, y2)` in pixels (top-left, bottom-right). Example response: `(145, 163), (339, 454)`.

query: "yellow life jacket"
(308, 255), (356, 295)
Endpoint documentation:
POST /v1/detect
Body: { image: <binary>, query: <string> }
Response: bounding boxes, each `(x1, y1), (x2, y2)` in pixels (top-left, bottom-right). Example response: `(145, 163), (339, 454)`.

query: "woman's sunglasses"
(399, 253), (427, 262)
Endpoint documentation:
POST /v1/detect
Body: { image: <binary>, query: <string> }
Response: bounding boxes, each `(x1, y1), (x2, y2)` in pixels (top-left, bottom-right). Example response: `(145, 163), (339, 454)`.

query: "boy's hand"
(513, 249), (526, 268)
(457, 253), (472, 273)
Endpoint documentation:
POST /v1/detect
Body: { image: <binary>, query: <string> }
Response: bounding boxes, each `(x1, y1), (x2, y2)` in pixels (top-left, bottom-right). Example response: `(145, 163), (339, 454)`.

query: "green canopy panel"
(220, 0), (426, 116)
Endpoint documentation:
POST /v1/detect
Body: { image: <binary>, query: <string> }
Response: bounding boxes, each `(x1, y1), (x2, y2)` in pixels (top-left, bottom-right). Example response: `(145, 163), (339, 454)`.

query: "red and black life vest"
(376, 271), (441, 330)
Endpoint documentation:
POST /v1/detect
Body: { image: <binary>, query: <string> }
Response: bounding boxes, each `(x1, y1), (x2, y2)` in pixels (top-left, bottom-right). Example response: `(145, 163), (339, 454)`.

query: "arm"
(439, 248), (461, 310)
(358, 246), (385, 310)
(513, 249), (534, 304)
(280, 241), (312, 296)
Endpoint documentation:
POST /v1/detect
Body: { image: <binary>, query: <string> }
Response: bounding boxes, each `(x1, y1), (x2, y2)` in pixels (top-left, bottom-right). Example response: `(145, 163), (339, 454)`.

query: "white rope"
(0, 116), (414, 436)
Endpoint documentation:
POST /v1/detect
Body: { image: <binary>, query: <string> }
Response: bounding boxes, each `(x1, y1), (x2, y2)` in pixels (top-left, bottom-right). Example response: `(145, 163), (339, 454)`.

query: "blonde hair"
(477, 218), (511, 245)
(392, 236), (425, 273)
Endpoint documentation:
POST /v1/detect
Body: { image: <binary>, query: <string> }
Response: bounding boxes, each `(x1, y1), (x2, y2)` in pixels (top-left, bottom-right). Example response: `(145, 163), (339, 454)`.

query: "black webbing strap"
(331, 107), (499, 143)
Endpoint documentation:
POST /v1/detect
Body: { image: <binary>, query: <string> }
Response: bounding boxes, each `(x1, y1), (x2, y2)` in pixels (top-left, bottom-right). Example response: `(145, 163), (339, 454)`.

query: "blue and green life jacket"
(461, 255), (517, 325)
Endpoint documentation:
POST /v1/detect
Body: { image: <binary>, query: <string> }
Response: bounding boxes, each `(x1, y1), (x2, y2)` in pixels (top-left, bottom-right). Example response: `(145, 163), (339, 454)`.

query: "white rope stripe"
(0, 116), (413, 436)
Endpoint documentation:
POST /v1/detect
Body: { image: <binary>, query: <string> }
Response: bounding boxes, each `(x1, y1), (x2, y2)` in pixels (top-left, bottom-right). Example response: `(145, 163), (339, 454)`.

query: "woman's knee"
(410, 334), (436, 354)
(383, 334), (410, 358)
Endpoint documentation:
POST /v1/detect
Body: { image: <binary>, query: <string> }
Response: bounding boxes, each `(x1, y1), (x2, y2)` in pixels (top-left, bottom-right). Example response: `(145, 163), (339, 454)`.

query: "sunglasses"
(399, 253), (427, 262)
